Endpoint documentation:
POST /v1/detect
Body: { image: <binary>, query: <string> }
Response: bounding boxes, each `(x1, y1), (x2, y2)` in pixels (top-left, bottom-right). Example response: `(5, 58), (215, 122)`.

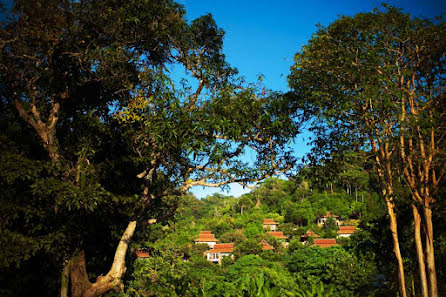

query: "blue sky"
(184, 0), (446, 198)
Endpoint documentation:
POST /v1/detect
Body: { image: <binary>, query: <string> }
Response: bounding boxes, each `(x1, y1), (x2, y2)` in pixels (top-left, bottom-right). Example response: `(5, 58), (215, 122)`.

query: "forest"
(0, 1), (445, 297)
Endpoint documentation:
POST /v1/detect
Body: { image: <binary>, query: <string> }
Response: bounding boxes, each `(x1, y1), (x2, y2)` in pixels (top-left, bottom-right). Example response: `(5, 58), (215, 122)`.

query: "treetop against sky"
(184, 0), (445, 198)
(2, 0), (442, 198)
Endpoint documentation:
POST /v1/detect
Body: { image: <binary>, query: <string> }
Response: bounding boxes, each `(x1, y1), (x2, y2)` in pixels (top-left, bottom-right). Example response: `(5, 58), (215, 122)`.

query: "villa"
(317, 211), (340, 226)
(194, 231), (218, 248)
(206, 243), (234, 264)
(300, 229), (320, 244)
(337, 226), (356, 238)
(312, 238), (337, 248)
(263, 218), (279, 231)
(262, 240), (275, 251)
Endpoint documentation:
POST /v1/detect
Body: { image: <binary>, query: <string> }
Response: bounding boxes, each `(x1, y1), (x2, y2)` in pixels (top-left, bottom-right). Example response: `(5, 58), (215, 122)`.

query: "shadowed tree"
(0, 1), (299, 297)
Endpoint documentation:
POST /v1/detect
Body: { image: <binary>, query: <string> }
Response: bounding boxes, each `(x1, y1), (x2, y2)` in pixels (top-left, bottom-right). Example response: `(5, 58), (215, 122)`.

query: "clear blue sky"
(185, 0), (446, 198)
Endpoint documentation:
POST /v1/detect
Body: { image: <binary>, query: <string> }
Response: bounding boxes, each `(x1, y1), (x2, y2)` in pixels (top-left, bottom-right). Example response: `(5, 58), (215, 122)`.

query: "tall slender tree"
(288, 6), (445, 297)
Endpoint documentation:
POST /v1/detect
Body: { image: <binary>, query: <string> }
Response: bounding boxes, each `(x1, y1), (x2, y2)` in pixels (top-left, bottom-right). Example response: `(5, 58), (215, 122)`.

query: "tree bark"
(71, 221), (137, 297)
(386, 199), (407, 297)
(61, 259), (71, 297)
(412, 204), (429, 297)
(14, 99), (60, 161)
(423, 206), (437, 297)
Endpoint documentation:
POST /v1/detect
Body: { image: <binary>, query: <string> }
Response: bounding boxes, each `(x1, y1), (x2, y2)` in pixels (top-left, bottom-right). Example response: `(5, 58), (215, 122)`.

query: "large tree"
(288, 6), (445, 297)
(0, 1), (298, 297)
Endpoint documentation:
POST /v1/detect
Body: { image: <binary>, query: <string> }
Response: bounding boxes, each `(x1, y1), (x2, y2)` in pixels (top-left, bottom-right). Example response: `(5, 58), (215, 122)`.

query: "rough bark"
(423, 206), (437, 297)
(71, 221), (137, 297)
(412, 204), (429, 297)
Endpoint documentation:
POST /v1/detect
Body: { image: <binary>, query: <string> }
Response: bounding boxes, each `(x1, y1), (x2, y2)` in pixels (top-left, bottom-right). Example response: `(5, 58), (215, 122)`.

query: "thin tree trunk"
(71, 221), (137, 297)
(423, 206), (437, 297)
(386, 199), (407, 297)
(61, 259), (71, 297)
(255, 196), (261, 208)
(412, 204), (429, 297)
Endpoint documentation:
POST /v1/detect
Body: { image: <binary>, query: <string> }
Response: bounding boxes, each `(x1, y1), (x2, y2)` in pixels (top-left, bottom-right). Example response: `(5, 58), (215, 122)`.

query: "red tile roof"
(337, 226), (356, 234)
(200, 231), (212, 234)
(301, 229), (321, 238)
(208, 243), (234, 253)
(267, 231), (288, 239)
(136, 249), (150, 258)
(263, 218), (278, 225)
(262, 240), (275, 250)
(313, 238), (337, 248)
(195, 233), (217, 242)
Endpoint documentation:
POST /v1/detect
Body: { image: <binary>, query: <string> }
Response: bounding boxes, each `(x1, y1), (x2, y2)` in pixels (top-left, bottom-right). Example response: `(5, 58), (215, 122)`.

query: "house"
(261, 240), (274, 251)
(312, 238), (337, 248)
(206, 243), (234, 264)
(135, 249), (150, 259)
(267, 231), (289, 248)
(337, 226), (356, 238)
(300, 229), (320, 244)
(194, 231), (218, 248)
(263, 218), (279, 231)
(267, 231), (288, 240)
(317, 211), (340, 226)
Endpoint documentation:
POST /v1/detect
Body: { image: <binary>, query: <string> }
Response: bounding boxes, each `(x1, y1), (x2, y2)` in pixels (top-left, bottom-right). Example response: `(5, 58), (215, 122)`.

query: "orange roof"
(136, 249), (150, 258)
(267, 231), (288, 239)
(313, 238), (337, 248)
(195, 233), (217, 242)
(263, 218), (278, 225)
(301, 229), (321, 238)
(337, 226), (356, 234)
(321, 211), (338, 218)
(208, 243), (234, 253)
(262, 240), (275, 250)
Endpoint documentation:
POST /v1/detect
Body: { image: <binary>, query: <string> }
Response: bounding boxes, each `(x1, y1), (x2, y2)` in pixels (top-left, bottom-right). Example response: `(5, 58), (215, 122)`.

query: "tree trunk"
(412, 204), (429, 297)
(255, 197), (261, 208)
(14, 99), (60, 162)
(71, 221), (137, 297)
(61, 259), (71, 297)
(423, 206), (437, 297)
(386, 199), (407, 297)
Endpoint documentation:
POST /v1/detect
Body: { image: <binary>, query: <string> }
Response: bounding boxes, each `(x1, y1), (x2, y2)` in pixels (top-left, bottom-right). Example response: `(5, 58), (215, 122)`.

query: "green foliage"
(286, 246), (377, 296)
(234, 239), (263, 259)
(244, 222), (264, 239)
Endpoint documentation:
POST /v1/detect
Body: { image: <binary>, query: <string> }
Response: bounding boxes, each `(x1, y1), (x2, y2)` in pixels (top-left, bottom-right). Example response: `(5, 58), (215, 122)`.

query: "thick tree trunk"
(386, 199), (407, 297)
(423, 206), (437, 297)
(411, 204), (429, 297)
(71, 221), (137, 297)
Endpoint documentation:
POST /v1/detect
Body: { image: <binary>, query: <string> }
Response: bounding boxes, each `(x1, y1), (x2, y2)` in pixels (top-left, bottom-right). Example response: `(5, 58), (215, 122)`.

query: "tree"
(288, 6), (445, 297)
(1, 1), (298, 296)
